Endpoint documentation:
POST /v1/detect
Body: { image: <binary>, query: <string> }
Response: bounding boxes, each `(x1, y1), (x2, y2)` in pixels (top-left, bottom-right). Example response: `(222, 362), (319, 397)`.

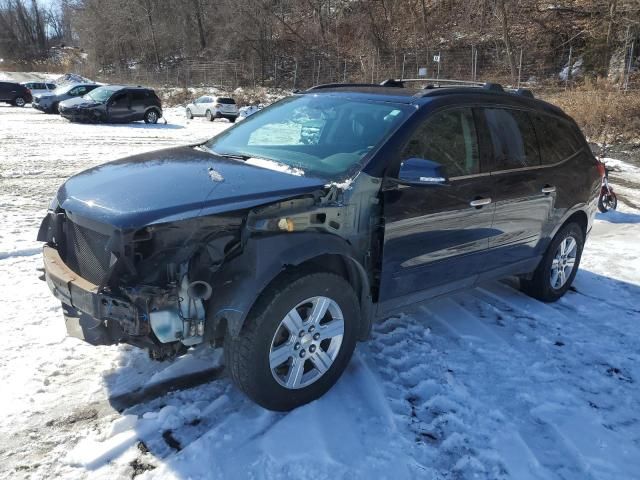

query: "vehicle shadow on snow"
(595, 209), (640, 224)
(74, 269), (640, 477)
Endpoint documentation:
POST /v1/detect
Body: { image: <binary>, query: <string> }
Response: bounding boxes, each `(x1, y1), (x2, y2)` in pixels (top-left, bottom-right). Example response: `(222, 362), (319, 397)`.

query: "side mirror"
(397, 157), (449, 186)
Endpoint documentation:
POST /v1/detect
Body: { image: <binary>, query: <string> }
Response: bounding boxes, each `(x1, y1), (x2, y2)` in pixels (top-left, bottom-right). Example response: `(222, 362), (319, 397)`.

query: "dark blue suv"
(38, 80), (601, 410)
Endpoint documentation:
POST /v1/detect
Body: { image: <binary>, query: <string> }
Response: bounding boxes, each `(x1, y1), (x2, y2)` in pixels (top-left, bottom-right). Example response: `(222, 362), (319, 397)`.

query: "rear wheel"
(13, 96), (26, 107)
(521, 222), (584, 302)
(206, 110), (214, 121)
(224, 271), (359, 411)
(51, 102), (59, 114)
(144, 109), (159, 124)
(226, 116), (237, 123)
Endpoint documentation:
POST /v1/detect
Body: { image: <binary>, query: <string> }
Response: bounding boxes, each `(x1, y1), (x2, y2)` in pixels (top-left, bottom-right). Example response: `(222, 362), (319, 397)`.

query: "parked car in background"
(238, 104), (263, 120)
(186, 95), (238, 122)
(58, 85), (162, 124)
(21, 81), (57, 97)
(38, 80), (600, 411)
(0, 81), (33, 107)
(32, 83), (99, 113)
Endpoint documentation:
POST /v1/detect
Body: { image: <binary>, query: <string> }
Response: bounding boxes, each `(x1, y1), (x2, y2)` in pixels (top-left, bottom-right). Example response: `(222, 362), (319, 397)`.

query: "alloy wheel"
(15, 97), (25, 107)
(269, 296), (345, 389)
(147, 110), (158, 123)
(550, 235), (577, 289)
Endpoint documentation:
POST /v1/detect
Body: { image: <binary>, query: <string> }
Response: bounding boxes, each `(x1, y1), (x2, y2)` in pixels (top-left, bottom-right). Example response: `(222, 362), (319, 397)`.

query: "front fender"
(206, 232), (371, 340)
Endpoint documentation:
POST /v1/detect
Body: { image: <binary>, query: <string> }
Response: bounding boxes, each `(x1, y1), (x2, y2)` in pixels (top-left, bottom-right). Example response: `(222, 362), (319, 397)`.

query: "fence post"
(401, 53), (406, 80)
(293, 60), (298, 89)
(565, 45), (572, 90)
(517, 48), (523, 88)
(343, 58), (347, 82)
(436, 51), (441, 79)
(624, 38), (634, 91)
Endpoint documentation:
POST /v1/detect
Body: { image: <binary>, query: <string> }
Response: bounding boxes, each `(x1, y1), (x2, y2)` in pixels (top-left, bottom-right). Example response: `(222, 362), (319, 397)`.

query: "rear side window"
(401, 107), (480, 178)
(131, 91), (148, 104)
(482, 108), (540, 170)
(531, 114), (585, 165)
(217, 97), (235, 104)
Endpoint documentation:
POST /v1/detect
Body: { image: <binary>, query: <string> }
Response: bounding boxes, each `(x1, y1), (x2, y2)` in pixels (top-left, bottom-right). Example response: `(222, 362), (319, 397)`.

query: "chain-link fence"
(67, 43), (639, 93)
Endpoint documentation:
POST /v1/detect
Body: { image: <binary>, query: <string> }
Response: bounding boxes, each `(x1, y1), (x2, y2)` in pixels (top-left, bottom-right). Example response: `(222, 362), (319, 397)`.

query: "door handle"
(541, 185), (556, 194)
(469, 197), (492, 207)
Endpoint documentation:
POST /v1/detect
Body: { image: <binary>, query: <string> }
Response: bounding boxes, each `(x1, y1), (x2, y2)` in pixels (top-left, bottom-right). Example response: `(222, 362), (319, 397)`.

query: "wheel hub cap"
(269, 296), (344, 390)
(550, 235), (577, 289)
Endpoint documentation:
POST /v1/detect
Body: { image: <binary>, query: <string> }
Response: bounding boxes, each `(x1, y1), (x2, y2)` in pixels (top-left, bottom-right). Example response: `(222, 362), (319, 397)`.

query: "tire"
(13, 96), (26, 107)
(521, 222), (584, 302)
(186, 108), (193, 119)
(206, 110), (214, 121)
(226, 116), (237, 123)
(144, 109), (159, 124)
(224, 271), (359, 411)
(51, 102), (59, 114)
(598, 191), (617, 212)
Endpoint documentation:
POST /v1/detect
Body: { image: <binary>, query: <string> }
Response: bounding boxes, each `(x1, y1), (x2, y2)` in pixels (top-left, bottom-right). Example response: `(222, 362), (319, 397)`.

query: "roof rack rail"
(306, 82), (382, 91)
(513, 88), (534, 98)
(401, 78), (487, 87)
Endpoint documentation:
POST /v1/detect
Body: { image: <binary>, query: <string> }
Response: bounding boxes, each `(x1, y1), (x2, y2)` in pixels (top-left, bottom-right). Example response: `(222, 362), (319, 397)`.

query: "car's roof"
(99, 84), (153, 91)
(301, 83), (568, 118)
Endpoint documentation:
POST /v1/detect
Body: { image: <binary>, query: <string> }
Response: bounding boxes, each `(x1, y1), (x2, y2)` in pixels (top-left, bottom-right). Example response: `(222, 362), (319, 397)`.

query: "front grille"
(63, 219), (112, 285)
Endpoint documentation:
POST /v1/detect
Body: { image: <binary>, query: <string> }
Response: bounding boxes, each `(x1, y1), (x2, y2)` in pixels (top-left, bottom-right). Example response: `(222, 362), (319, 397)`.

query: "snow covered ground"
(1, 104), (639, 480)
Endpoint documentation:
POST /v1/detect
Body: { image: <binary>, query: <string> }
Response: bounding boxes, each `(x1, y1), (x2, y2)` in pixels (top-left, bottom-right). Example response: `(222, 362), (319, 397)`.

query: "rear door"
(479, 107), (554, 270)
(379, 106), (495, 307)
(130, 90), (148, 120)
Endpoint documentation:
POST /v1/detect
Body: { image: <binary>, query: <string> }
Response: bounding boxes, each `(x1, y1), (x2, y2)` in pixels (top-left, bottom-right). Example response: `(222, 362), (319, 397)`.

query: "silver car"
(32, 83), (100, 114)
(21, 81), (57, 97)
(185, 95), (239, 122)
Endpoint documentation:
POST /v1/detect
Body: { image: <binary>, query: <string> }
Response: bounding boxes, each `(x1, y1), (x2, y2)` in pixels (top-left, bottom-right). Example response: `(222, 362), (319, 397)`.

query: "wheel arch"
(205, 233), (373, 344)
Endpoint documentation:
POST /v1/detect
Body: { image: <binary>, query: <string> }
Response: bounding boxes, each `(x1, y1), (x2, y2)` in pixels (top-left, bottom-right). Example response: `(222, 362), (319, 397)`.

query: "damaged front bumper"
(43, 245), (207, 353)
(43, 245), (140, 345)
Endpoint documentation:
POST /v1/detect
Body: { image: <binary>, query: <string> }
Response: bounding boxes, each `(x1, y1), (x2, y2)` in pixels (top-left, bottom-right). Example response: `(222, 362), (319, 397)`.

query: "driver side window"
(401, 108), (480, 178)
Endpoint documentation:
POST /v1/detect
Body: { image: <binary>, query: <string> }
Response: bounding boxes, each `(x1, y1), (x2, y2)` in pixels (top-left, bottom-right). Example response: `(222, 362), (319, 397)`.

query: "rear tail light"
(596, 161), (606, 178)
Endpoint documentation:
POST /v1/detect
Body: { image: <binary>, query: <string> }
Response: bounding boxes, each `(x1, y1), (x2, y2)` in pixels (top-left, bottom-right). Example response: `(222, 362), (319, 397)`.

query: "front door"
(379, 107), (495, 310)
(108, 92), (133, 122)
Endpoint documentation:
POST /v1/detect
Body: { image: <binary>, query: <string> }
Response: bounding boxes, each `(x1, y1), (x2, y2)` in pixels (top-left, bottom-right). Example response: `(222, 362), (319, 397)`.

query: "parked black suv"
(38, 81), (600, 410)
(58, 85), (163, 123)
(0, 81), (33, 107)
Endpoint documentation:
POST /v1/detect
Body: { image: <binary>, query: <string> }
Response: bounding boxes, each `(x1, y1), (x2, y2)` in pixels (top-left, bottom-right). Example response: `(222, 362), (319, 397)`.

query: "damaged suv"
(39, 81), (600, 411)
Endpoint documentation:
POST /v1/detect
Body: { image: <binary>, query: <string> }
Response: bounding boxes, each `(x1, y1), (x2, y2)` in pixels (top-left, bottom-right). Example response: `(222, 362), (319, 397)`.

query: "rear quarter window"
(531, 114), (585, 165)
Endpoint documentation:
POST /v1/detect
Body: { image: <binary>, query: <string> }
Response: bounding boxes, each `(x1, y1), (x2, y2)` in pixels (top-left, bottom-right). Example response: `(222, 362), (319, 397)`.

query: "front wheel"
(186, 108), (193, 119)
(144, 109), (160, 124)
(521, 222), (584, 302)
(598, 191), (617, 212)
(224, 271), (359, 411)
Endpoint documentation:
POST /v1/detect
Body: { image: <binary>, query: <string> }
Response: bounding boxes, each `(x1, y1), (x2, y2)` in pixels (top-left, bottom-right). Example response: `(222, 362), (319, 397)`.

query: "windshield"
(52, 84), (75, 95)
(83, 86), (116, 102)
(204, 95), (411, 179)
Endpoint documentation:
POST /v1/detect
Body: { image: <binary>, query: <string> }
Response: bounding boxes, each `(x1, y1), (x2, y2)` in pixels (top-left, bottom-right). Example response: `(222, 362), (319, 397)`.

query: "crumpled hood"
(56, 146), (326, 229)
(59, 97), (98, 109)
